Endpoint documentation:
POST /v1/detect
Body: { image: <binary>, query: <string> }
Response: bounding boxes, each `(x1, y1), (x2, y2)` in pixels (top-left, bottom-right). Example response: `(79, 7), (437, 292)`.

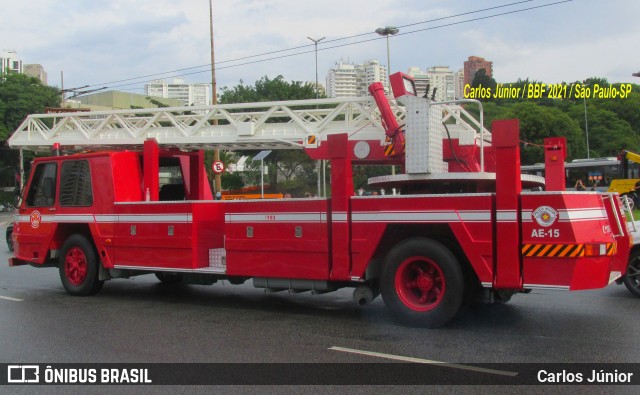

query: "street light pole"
(307, 37), (325, 99)
(375, 26), (399, 88)
(308, 36), (325, 197)
(582, 81), (590, 159)
(376, 26), (399, 176)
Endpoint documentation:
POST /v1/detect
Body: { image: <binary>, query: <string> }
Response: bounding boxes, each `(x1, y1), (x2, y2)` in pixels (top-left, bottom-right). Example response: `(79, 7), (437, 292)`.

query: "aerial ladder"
(9, 86), (490, 173)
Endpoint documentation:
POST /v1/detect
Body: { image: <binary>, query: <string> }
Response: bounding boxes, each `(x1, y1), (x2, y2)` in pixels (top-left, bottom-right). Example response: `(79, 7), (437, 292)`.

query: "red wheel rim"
(395, 256), (445, 311)
(64, 247), (88, 286)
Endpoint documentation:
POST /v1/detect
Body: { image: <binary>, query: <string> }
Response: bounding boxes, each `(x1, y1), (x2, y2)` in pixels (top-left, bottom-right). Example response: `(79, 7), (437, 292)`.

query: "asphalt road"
(1, 213), (639, 392)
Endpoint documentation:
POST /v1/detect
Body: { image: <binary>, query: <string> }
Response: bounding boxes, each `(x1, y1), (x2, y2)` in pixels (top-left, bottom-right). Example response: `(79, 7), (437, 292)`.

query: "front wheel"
(59, 234), (104, 296)
(381, 238), (464, 328)
(623, 249), (640, 297)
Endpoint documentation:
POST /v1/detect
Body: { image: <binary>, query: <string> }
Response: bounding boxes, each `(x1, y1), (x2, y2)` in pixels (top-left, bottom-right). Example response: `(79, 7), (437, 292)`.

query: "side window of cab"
(26, 162), (58, 207)
(60, 160), (93, 207)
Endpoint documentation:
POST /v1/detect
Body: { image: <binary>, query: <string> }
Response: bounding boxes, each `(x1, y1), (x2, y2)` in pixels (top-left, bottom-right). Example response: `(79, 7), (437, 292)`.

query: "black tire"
(621, 194), (635, 211)
(633, 192), (640, 209)
(381, 238), (464, 328)
(155, 272), (183, 284)
(59, 234), (104, 296)
(623, 249), (640, 297)
(6, 225), (13, 252)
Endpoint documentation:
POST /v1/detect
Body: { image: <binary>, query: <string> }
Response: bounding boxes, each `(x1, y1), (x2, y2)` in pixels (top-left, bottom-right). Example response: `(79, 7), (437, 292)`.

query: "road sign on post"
(253, 150), (272, 199)
(212, 160), (225, 174)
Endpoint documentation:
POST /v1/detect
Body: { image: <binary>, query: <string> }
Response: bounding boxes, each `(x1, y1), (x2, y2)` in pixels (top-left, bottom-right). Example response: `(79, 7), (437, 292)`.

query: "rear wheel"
(6, 226), (13, 252)
(59, 234), (104, 296)
(381, 238), (464, 328)
(623, 249), (640, 297)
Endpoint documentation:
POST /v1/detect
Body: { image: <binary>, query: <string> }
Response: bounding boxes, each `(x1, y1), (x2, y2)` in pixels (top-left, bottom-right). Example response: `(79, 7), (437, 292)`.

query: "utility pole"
(308, 36), (325, 197)
(209, 0), (221, 194)
(582, 81), (590, 159)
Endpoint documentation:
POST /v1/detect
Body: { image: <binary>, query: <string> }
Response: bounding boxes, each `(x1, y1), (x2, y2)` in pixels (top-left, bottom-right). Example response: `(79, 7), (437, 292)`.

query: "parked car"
(622, 221), (640, 297)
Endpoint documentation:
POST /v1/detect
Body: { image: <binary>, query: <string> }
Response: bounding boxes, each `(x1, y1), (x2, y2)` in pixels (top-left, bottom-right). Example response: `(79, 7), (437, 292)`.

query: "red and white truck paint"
(7, 73), (631, 327)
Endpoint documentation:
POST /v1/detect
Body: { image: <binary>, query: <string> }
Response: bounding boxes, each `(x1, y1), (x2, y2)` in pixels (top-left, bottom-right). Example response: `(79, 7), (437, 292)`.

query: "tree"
(500, 102), (585, 164)
(0, 73), (60, 196)
(471, 69), (497, 101)
(218, 76), (320, 195)
(0, 73), (61, 142)
(472, 77), (639, 163)
(219, 75), (317, 103)
(596, 83), (640, 145)
(569, 106), (636, 157)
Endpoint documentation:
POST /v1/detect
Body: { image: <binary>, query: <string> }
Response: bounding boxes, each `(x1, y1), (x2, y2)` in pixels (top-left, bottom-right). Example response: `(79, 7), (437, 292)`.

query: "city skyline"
(4, 49), (482, 102)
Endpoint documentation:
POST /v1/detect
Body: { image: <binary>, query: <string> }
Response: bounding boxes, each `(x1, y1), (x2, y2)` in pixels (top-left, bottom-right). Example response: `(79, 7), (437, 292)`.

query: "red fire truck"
(7, 73), (631, 327)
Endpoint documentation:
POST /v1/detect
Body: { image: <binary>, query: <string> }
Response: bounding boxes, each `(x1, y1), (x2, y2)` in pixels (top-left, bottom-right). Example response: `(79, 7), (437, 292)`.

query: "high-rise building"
(326, 59), (388, 98)
(1, 50), (22, 75)
(407, 66), (429, 97)
(464, 56), (493, 87)
(454, 69), (464, 99)
(24, 64), (47, 84)
(145, 77), (211, 106)
(326, 61), (358, 97)
(361, 59), (388, 95)
(407, 66), (457, 101)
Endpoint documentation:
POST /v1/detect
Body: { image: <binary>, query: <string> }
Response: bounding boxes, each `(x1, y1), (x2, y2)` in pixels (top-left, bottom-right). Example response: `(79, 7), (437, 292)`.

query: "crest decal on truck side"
(532, 206), (558, 227)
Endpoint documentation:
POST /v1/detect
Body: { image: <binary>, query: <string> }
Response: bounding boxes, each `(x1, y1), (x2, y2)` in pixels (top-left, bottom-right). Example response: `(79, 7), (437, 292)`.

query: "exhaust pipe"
(353, 285), (374, 306)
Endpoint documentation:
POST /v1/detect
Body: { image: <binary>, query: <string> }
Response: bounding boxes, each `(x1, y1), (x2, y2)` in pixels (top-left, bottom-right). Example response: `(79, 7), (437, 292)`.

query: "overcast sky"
(2, 0), (638, 96)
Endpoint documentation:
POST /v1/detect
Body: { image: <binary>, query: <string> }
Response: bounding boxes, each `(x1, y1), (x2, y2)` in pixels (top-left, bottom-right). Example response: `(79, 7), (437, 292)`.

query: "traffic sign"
(212, 161), (225, 174)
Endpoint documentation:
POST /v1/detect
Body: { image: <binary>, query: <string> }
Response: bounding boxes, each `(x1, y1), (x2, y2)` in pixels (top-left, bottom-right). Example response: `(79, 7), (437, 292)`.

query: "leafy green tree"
(220, 75), (317, 103)
(471, 69), (497, 101)
(0, 73), (60, 142)
(472, 77), (639, 164)
(218, 75), (320, 195)
(569, 106), (636, 157)
(204, 150), (246, 192)
(595, 83), (640, 148)
(146, 96), (170, 108)
(499, 102), (585, 164)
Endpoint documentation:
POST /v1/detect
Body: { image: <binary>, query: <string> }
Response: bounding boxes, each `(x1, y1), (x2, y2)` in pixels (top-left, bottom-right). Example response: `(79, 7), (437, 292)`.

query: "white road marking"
(329, 346), (518, 377)
(0, 295), (23, 302)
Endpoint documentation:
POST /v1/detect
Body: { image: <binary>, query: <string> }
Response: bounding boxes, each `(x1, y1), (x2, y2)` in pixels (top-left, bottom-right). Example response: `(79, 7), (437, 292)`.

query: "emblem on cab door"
(532, 206), (558, 227)
(30, 210), (42, 228)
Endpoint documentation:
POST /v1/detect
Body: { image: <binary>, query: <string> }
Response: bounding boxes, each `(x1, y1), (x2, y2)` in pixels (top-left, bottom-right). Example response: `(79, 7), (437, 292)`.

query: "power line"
(88, 0), (571, 91)
(85, 0), (538, 89)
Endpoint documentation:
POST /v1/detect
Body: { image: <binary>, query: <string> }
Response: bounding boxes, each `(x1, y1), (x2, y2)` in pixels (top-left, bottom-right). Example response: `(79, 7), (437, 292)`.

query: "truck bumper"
(8, 257), (28, 267)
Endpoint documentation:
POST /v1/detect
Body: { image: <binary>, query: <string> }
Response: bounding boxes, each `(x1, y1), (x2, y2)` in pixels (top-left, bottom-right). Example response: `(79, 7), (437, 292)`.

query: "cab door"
(16, 161), (58, 264)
